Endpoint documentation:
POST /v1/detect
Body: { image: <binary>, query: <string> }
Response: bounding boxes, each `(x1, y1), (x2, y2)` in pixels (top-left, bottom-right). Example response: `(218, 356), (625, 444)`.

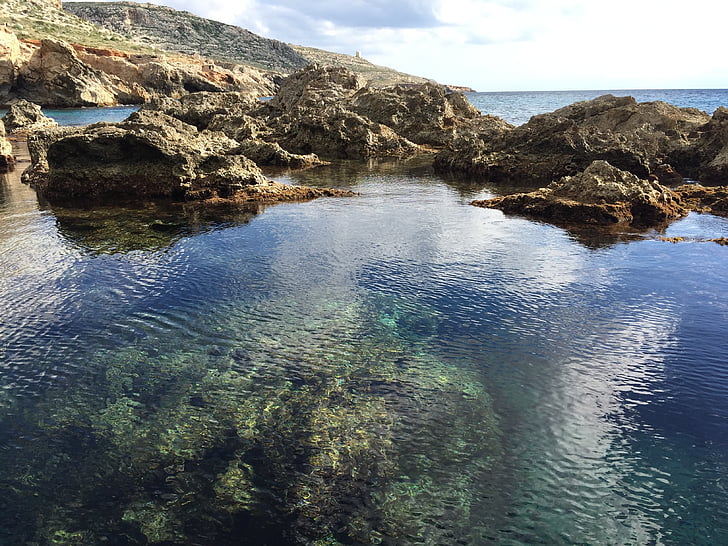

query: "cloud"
(255, 0), (443, 29)
(78, 0), (728, 90)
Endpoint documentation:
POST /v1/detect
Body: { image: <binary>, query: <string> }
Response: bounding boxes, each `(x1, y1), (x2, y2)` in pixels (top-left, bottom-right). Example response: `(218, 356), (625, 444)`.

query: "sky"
(86, 0), (728, 91)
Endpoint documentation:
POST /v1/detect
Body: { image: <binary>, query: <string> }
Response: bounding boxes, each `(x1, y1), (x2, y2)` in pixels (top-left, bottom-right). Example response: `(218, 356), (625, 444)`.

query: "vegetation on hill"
(0, 0), (155, 53)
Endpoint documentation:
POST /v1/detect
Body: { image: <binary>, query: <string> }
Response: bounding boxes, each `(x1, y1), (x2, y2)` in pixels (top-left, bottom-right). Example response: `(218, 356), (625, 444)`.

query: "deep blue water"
(467, 88), (728, 125)
(1, 93), (728, 544)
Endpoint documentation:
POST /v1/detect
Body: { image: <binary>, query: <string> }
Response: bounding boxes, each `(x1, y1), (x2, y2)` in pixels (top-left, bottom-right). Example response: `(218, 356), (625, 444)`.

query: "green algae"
(0, 292), (501, 544)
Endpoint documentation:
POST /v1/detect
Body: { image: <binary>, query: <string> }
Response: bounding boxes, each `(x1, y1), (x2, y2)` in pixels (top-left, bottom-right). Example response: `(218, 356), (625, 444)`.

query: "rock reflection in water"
(46, 202), (266, 254)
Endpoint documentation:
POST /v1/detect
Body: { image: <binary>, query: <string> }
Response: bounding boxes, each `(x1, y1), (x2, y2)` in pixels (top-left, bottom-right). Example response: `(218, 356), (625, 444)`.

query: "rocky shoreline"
(2, 64), (728, 234)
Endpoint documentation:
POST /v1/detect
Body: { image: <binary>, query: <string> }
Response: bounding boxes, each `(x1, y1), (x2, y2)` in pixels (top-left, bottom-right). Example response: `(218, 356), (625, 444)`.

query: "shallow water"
(2, 96), (728, 543)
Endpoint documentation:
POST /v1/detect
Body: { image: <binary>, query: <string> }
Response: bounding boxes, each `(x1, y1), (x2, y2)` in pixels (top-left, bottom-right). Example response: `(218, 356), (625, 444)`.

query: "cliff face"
(0, 0), (277, 106)
(0, 27), (275, 107)
(64, 1), (309, 72)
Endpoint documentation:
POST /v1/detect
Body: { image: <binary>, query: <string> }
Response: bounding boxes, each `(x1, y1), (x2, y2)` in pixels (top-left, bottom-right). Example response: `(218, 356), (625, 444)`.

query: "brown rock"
(436, 94), (710, 186)
(234, 139), (327, 168)
(0, 120), (15, 172)
(1, 99), (58, 133)
(472, 160), (688, 227)
(22, 110), (348, 205)
(350, 83), (481, 146)
(673, 183), (728, 215)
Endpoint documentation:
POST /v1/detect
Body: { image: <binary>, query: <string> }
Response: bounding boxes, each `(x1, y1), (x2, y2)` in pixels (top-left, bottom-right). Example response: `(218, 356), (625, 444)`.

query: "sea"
(1, 89), (727, 544)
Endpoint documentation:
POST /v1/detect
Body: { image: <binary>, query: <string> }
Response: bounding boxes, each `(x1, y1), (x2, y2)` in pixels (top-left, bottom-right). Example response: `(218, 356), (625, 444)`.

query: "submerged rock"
(472, 160), (688, 227)
(435, 94), (710, 186)
(1, 99), (58, 133)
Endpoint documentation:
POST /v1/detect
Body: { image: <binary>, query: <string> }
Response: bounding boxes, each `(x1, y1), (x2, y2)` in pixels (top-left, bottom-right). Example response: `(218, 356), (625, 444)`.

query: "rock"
(0, 28), (23, 104)
(23, 110), (351, 205)
(472, 160), (688, 227)
(270, 65), (365, 112)
(673, 183), (728, 215)
(435, 94), (710, 186)
(1, 99), (58, 133)
(141, 91), (258, 130)
(24, 110), (261, 201)
(262, 66), (421, 159)
(16, 38), (127, 106)
(234, 139), (327, 169)
(350, 83), (481, 146)
(670, 107), (728, 185)
(268, 107), (420, 159)
(0, 25), (275, 107)
(0, 120), (15, 172)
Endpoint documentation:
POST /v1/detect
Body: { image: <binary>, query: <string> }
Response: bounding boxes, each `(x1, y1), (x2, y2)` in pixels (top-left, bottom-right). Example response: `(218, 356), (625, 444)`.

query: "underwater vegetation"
(0, 291), (501, 544)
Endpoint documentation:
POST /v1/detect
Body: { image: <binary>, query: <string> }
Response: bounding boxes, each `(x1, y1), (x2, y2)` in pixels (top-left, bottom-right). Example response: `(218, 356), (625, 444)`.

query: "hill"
(63, 1), (433, 86)
(63, 1), (308, 72)
(0, 0), (154, 53)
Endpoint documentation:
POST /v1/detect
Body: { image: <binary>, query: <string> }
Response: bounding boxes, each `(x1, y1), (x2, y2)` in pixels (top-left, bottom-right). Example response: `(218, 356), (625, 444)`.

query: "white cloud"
(73, 0), (728, 90)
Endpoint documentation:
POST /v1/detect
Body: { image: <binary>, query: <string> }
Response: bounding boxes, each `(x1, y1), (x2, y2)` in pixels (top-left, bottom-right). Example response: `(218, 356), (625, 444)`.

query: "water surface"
(1, 104), (728, 544)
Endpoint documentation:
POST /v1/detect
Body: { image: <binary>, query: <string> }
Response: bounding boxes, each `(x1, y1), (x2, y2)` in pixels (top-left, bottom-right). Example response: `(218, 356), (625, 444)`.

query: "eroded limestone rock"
(1, 99), (57, 133)
(436, 94), (710, 186)
(472, 160), (688, 227)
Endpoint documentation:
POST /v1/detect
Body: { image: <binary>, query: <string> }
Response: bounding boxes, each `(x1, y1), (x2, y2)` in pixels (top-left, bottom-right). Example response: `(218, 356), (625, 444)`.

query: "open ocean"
(466, 88), (728, 125)
(1, 90), (727, 544)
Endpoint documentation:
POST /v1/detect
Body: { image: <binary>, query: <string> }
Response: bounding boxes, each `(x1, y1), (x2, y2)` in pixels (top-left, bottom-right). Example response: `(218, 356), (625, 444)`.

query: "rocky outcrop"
(674, 183), (728, 215)
(435, 94), (710, 186)
(1, 99), (57, 133)
(349, 82), (482, 146)
(472, 160), (688, 227)
(134, 65), (484, 161)
(0, 120), (15, 172)
(0, 26), (275, 107)
(23, 109), (351, 204)
(669, 107), (728, 185)
(234, 139), (327, 169)
(15, 37), (143, 106)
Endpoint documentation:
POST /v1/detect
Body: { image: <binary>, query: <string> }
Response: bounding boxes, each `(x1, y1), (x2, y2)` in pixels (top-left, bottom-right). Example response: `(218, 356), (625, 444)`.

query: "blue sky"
(78, 0), (728, 91)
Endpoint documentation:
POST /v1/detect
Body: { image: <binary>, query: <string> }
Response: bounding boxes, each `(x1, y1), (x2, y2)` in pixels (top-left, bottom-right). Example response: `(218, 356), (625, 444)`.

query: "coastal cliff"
(63, 1), (434, 87)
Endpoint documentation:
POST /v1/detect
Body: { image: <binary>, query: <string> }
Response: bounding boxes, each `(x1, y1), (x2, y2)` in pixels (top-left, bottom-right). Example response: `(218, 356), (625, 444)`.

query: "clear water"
(1, 93), (728, 544)
(467, 88), (728, 126)
(0, 105), (139, 126)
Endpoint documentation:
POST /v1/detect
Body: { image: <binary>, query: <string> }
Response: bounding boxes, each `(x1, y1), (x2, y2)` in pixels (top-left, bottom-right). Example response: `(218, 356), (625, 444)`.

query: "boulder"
(1, 99), (58, 133)
(269, 64), (365, 112)
(234, 139), (327, 168)
(472, 160), (688, 227)
(23, 110), (352, 204)
(24, 110), (261, 201)
(350, 82), (482, 146)
(435, 94), (710, 186)
(670, 107), (728, 185)
(140, 91), (258, 130)
(268, 106), (420, 159)
(0, 120), (15, 172)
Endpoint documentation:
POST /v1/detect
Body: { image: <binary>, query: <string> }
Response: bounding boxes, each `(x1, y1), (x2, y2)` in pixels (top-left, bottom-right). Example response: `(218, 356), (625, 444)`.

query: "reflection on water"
(47, 202), (264, 254)
(1, 157), (728, 543)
